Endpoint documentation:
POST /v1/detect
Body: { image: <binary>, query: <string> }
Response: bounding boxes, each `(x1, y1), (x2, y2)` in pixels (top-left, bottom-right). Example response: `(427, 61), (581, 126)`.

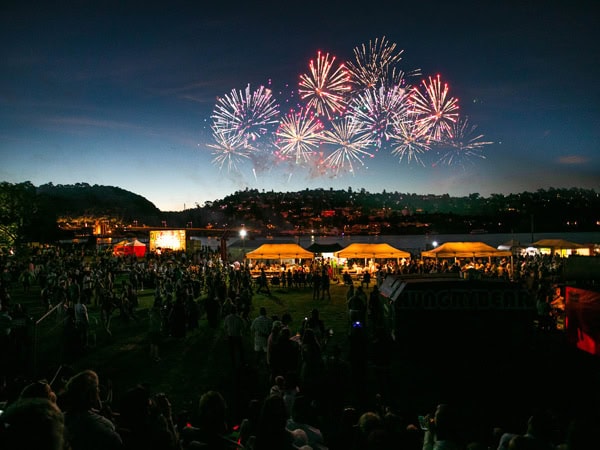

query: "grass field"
(10, 279), (396, 419)
(8, 276), (600, 436)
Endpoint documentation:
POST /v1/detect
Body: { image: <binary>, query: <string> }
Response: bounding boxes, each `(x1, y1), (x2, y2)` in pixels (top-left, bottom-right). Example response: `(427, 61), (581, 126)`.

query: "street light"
(240, 228), (247, 265)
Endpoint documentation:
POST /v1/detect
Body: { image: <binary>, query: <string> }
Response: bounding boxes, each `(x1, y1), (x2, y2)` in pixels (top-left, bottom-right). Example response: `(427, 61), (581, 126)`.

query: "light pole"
(240, 228), (247, 265)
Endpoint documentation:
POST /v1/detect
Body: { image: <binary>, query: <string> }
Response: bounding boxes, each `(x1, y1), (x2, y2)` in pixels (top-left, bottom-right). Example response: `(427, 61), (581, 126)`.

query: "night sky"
(1, 1), (598, 211)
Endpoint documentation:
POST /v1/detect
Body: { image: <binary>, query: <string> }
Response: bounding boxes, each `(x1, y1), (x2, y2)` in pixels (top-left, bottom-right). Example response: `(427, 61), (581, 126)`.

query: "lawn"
(12, 279), (395, 421)
(9, 276), (599, 435)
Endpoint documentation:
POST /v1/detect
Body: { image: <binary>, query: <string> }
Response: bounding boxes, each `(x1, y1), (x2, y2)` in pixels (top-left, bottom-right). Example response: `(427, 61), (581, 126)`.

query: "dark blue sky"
(1, 1), (598, 211)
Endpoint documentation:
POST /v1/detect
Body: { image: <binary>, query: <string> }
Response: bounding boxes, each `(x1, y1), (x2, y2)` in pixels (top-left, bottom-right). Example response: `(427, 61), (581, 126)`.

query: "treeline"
(207, 187), (600, 235)
(1, 182), (599, 249)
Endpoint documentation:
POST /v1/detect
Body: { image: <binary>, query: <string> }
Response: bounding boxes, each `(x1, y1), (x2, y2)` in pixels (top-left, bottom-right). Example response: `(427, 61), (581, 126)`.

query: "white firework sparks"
(207, 130), (253, 173)
(434, 115), (492, 166)
(275, 109), (324, 164)
(410, 74), (459, 142)
(211, 84), (280, 143)
(298, 51), (351, 119)
(346, 36), (404, 90)
(389, 114), (432, 166)
(321, 117), (374, 175)
(347, 84), (409, 147)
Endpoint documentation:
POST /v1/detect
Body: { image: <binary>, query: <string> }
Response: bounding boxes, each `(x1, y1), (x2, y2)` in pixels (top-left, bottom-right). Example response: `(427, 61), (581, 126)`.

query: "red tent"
(124, 239), (146, 257)
(112, 240), (128, 256)
(113, 239), (146, 257)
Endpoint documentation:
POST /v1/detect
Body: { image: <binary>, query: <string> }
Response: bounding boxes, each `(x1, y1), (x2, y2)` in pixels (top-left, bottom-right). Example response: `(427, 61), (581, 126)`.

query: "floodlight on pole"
(240, 227), (247, 265)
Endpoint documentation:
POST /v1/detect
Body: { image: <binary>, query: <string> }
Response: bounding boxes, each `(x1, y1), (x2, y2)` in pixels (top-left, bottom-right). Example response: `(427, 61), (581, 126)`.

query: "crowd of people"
(0, 245), (590, 449)
(1, 366), (597, 450)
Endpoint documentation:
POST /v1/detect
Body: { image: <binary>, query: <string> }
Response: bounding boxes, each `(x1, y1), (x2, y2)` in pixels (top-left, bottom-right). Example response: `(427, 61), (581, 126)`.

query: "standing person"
(368, 285), (383, 331)
(267, 320), (283, 374)
(82, 271), (93, 305)
(205, 296), (221, 329)
(256, 268), (271, 295)
(347, 287), (366, 334)
(168, 297), (186, 339)
(361, 270), (371, 289)
(312, 269), (321, 301)
(251, 307), (273, 368)
(320, 268), (331, 301)
(223, 305), (246, 369)
(302, 309), (326, 346)
(67, 276), (81, 306)
(148, 301), (162, 362)
(299, 328), (324, 401)
(74, 297), (89, 349)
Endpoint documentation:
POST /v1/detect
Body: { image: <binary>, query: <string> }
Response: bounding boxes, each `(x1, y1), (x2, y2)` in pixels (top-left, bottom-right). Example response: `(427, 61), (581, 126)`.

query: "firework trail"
(410, 74), (459, 142)
(346, 36), (404, 90)
(275, 109), (324, 165)
(299, 51), (351, 119)
(211, 84), (280, 143)
(347, 85), (409, 148)
(434, 115), (492, 166)
(389, 114), (432, 165)
(320, 117), (374, 175)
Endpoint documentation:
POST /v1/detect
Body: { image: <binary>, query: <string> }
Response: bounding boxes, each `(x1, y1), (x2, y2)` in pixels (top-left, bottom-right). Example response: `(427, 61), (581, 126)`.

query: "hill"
(36, 182), (161, 219)
(1, 182), (599, 249)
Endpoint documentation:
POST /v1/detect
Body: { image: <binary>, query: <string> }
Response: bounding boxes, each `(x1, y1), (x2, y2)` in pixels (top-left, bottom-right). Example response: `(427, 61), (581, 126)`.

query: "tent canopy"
(126, 239), (146, 247)
(113, 239), (146, 257)
(421, 242), (511, 258)
(531, 239), (584, 249)
(498, 239), (522, 251)
(335, 243), (410, 259)
(245, 243), (314, 260)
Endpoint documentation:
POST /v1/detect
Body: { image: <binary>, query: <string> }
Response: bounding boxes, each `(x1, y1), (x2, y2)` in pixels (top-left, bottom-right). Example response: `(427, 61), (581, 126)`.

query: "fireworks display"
(206, 37), (492, 179)
(298, 51), (351, 119)
(347, 85), (409, 148)
(389, 115), (432, 166)
(346, 36), (404, 90)
(321, 117), (374, 175)
(275, 109), (324, 165)
(207, 130), (253, 173)
(434, 116), (493, 167)
(211, 84), (280, 144)
(410, 74), (460, 142)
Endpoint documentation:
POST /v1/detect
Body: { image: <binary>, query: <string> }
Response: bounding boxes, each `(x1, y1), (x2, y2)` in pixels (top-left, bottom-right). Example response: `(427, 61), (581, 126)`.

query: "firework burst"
(275, 109), (324, 165)
(320, 117), (374, 175)
(211, 84), (280, 143)
(299, 51), (351, 119)
(410, 74), (459, 142)
(208, 130), (253, 173)
(389, 114), (432, 166)
(347, 85), (409, 147)
(346, 36), (405, 90)
(434, 116), (492, 166)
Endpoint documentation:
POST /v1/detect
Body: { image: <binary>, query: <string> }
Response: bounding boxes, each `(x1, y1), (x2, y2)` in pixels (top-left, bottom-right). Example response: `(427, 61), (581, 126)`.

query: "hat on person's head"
(272, 320), (282, 330)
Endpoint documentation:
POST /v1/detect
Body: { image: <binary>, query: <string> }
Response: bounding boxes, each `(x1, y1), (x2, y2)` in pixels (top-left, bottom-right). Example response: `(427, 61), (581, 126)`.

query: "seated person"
(0, 398), (65, 450)
(342, 271), (353, 286)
